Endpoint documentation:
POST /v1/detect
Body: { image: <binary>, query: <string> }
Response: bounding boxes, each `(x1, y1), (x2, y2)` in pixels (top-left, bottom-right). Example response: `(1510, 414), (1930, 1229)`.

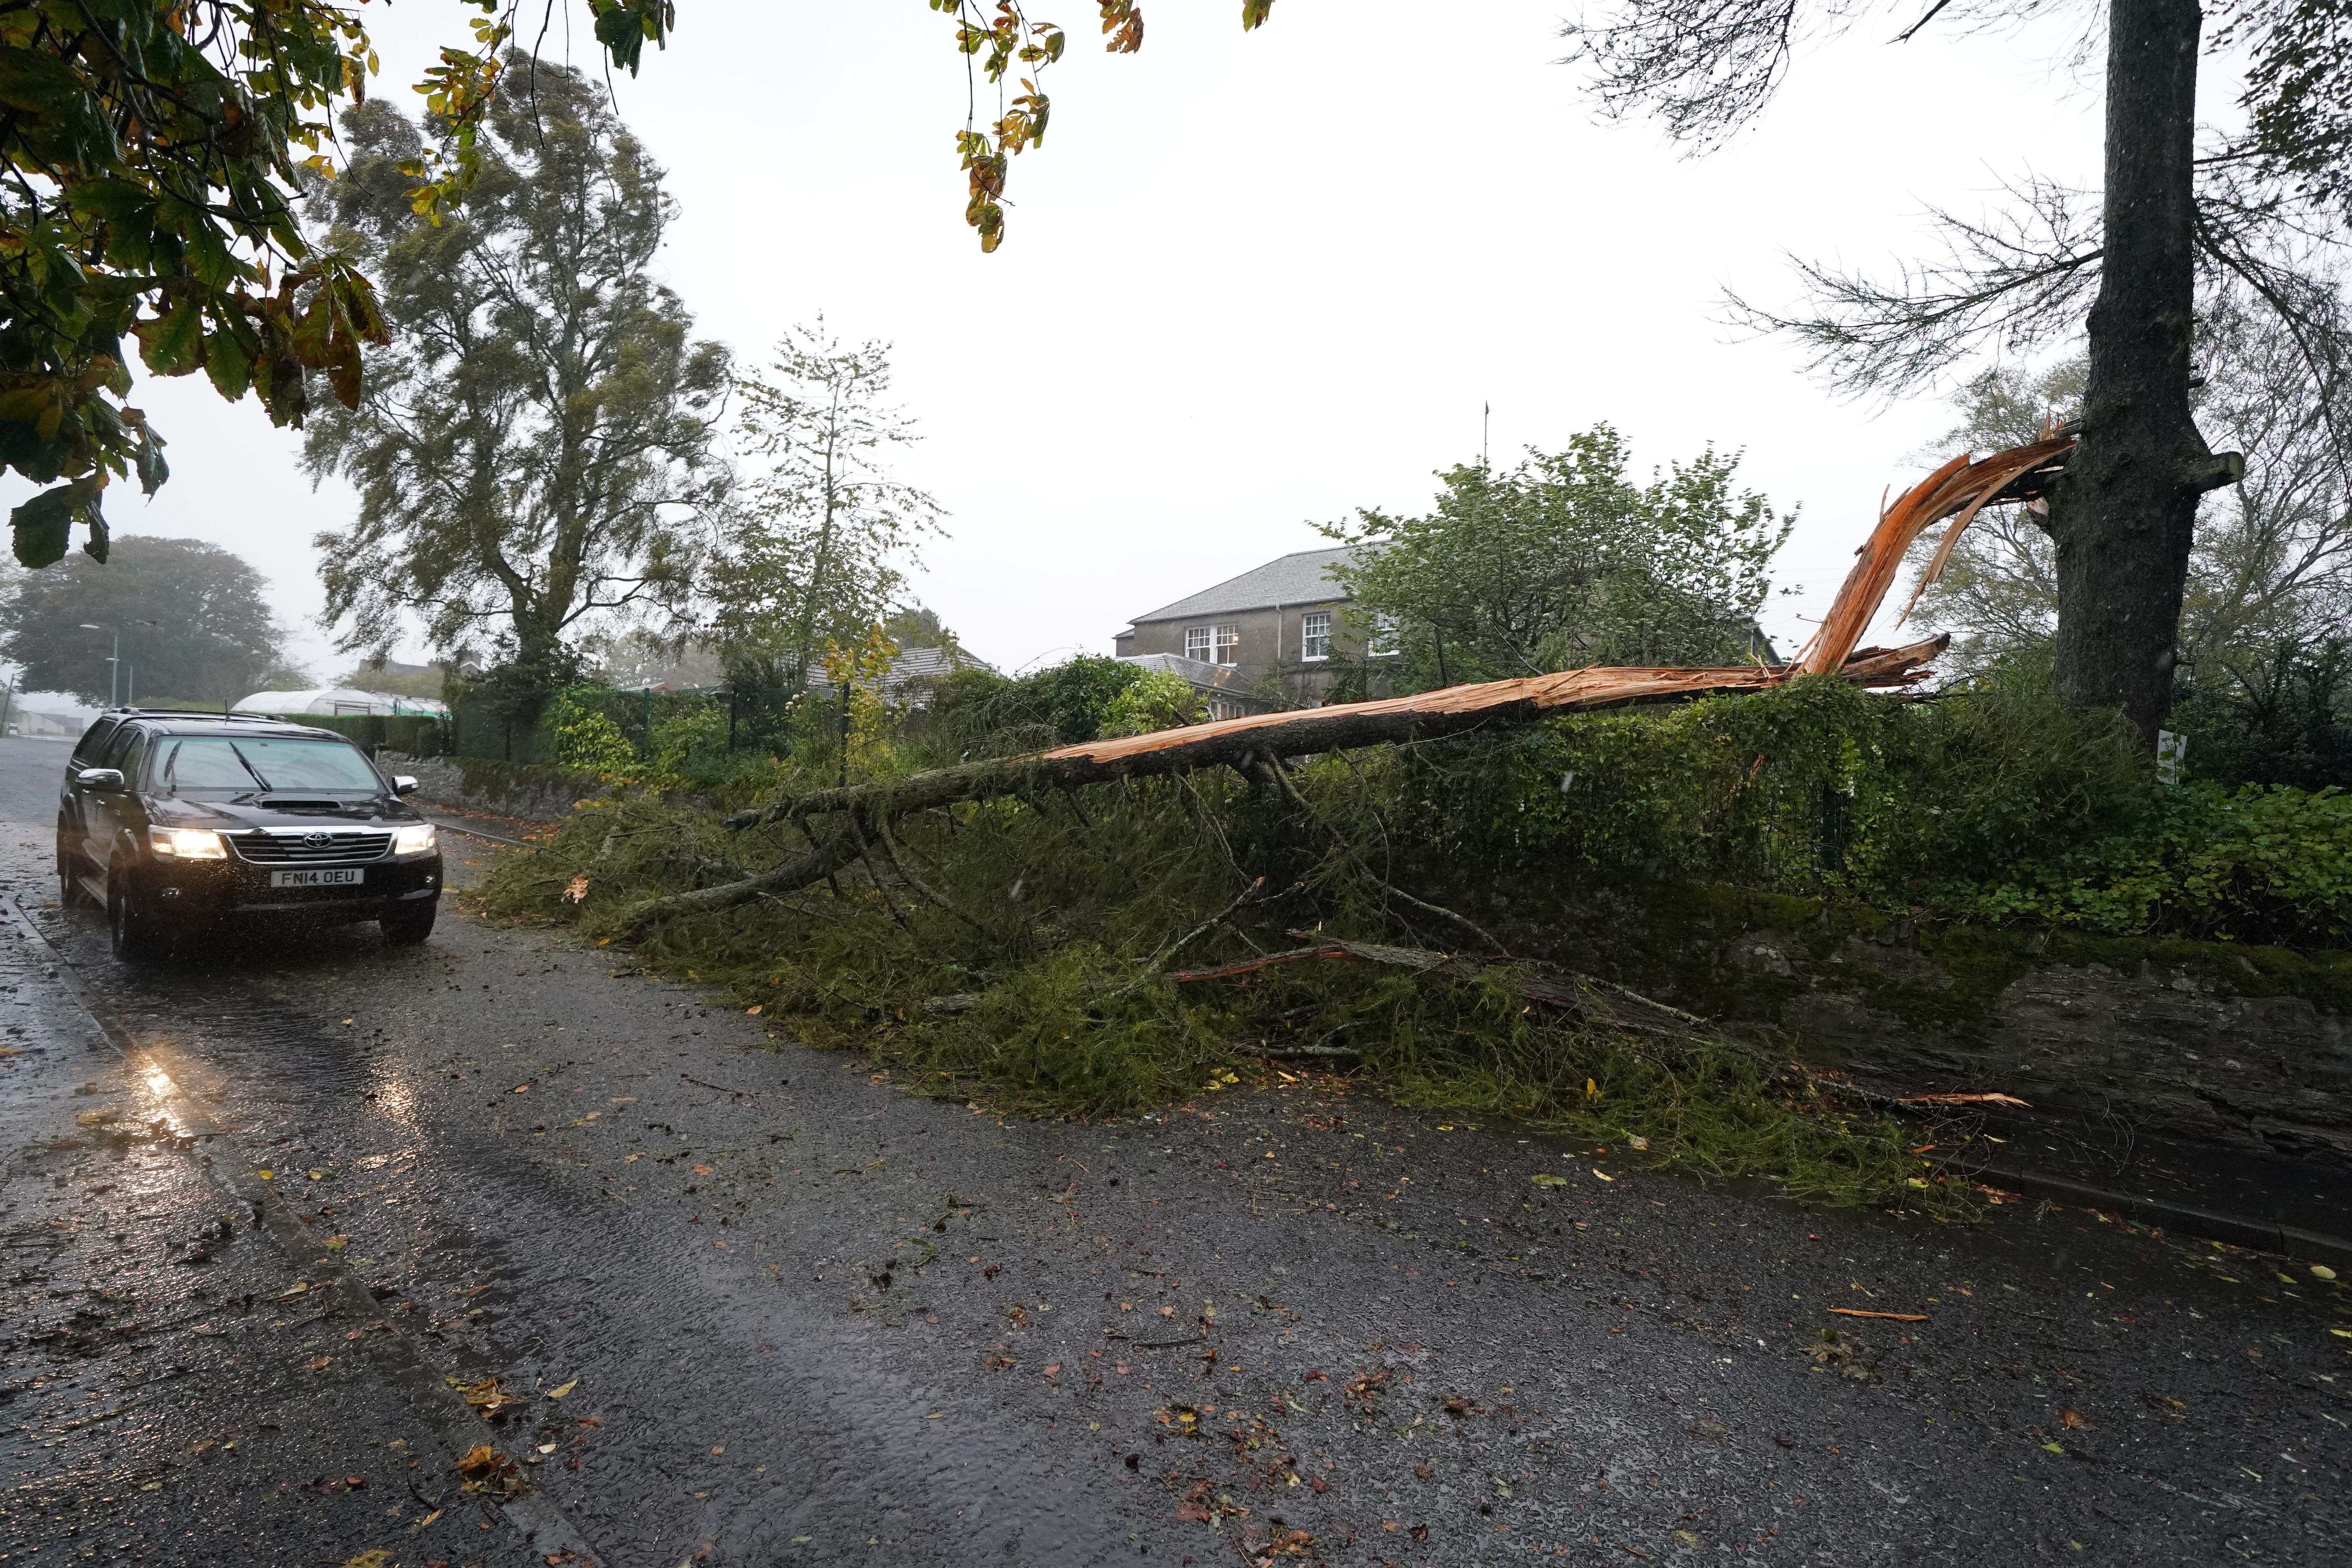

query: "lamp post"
(77, 623), (117, 707)
(77, 620), (158, 708)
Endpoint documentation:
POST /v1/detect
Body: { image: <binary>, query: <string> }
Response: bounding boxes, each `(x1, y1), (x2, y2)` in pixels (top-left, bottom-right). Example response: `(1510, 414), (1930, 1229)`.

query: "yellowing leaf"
(546, 1378), (579, 1398)
(1529, 1173), (1567, 1188)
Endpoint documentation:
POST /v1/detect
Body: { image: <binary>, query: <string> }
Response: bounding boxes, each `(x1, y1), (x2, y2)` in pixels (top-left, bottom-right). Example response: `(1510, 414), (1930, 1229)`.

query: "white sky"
(4, 2), (2125, 680)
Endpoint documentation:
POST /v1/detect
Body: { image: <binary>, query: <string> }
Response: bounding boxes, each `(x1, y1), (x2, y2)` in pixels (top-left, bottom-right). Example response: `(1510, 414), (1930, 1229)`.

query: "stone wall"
(379, 752), (605, 824)
(1486, 883), (2352, 1171)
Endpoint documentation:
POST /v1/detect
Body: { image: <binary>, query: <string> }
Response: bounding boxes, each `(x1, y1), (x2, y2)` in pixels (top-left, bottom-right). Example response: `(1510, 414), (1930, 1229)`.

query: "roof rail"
(109, 708), (299, 722)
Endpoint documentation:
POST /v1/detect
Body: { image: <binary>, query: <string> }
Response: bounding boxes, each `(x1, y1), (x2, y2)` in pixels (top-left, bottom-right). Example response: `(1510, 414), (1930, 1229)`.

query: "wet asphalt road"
(2, 733), (2349, 1567)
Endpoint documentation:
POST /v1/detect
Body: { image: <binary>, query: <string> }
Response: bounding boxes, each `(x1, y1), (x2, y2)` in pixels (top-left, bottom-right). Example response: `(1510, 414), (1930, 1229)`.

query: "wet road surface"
(1, 733), (2347, 1566)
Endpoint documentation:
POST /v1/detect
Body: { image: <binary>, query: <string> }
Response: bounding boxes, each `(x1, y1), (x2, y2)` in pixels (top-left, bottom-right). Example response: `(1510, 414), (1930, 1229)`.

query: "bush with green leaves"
(1963, 782), (2352, 940)
(547, 689), (641, 779)
(1101, 668), (1205, 737)
(923, 655), (1149, 755)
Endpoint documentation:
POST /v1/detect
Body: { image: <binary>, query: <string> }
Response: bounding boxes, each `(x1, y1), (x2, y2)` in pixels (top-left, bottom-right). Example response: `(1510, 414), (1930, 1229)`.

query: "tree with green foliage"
(300, 58), (728, 699)
(927, 653), (1150, 753)
(695, 324), (943, 692)
(0, 534), (290, 703)
(1323, 428), (1791, 691)
(0, 0), (390, 567)
(1909, 286), (2352, 684)
(1565, 0), (2352, 741)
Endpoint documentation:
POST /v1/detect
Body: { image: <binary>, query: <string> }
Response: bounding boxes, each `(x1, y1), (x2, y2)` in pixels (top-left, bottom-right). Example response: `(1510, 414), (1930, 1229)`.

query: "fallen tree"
(616, 434), (2098, 934)
(619, 635), (1948, 931)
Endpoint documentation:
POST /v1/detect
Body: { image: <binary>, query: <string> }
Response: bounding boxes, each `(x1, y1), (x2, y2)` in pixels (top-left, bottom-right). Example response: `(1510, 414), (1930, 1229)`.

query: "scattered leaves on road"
(448, 1375), (526, 1418)
(455, 1443), (524, 1498)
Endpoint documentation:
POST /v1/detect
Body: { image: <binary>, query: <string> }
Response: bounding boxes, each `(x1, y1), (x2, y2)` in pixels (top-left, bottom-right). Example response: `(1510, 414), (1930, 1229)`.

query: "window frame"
(1368, 612), (1403, 657)
(1211, 624), (1240, 666)
(1183, 626), (1212, 662)
(1299, 610), (1332, 662)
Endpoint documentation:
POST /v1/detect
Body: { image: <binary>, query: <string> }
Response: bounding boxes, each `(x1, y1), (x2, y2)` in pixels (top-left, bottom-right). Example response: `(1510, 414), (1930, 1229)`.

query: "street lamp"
(78, 623), (117, 707)
(78, 620), (158, 708)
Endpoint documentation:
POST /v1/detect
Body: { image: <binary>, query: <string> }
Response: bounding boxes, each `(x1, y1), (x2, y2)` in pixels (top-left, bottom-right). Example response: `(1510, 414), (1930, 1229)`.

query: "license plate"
(270, 867), (365, 888)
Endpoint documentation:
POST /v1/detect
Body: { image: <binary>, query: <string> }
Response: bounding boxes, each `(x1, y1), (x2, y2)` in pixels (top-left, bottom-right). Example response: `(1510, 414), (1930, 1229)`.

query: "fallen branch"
(615, 825), (863, 932)
(724, 638), (1949, 834)
(1230, 1042), (1363, 1061)
(1825, 1308), (1929, 1322)
(614, 639), (1946, 934)
(1116, 877), (1275, 996)
(1169, 937), (1702, 1041)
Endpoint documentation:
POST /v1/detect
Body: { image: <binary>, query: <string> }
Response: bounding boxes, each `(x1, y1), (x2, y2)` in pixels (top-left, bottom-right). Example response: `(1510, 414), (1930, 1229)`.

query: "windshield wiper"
(225, 742), (274, 792)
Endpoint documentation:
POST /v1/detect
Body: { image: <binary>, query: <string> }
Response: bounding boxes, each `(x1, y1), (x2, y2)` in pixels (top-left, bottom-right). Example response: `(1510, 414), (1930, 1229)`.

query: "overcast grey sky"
(4, 2), (2120, 680)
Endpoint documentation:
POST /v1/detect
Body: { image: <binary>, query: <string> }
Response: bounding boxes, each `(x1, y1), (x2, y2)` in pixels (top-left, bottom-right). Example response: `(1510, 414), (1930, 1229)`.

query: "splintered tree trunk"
(2053, 0), (2239, 745)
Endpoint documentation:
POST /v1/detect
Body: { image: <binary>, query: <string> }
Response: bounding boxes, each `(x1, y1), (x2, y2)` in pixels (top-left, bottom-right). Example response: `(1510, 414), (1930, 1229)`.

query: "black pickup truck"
(57, 709), (445, 960)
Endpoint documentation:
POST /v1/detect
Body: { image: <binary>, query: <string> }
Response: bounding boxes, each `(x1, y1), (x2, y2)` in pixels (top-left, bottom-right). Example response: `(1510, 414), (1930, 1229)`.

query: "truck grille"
(230, 829), (393, 864)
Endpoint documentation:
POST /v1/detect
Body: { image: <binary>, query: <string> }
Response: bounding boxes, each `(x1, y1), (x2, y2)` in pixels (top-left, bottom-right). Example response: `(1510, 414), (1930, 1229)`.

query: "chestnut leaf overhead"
(0, 2), (1271, 570)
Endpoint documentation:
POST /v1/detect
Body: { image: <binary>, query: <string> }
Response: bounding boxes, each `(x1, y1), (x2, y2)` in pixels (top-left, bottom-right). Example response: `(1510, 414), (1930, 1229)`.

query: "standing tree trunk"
(2052, 0), (2241, 745)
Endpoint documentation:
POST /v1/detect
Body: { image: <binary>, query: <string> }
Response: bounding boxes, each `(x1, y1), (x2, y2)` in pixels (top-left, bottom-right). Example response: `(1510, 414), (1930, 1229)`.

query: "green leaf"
(65, 178), (154, 224)
(204, 323), (253, 402)
(11, 479), (99, 569)
(136, 300), (205, 377)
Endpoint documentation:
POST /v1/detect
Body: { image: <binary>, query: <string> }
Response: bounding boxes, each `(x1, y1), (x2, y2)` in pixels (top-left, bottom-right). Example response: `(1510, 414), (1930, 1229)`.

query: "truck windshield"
(154, 737), (382, 795)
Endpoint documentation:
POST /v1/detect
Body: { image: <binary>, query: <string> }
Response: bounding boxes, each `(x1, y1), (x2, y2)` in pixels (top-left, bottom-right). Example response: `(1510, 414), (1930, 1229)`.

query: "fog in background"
(0, 2), (2106, 678)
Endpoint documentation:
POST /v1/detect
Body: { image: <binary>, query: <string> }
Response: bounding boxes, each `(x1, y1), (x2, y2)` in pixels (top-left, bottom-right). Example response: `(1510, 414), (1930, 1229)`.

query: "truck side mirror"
(392, 775), (420, 796)
(74, 768), (125, 791)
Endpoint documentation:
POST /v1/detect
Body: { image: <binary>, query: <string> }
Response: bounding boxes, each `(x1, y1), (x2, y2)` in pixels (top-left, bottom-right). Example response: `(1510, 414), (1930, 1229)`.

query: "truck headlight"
(149, 827), (226, 860)
(391, 823), (438, 857)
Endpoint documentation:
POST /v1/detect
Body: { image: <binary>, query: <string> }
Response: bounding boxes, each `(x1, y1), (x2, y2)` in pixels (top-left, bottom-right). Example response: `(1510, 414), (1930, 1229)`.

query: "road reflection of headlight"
(392, 823), (437, 857)
(149, 826), (226, 858)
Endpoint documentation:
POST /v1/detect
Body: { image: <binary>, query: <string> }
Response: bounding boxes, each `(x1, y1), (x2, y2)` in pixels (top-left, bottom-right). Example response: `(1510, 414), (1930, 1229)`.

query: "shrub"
(922, 655), (1147, 755)
(1964, 782), (2352, 940)
(1101, 668), (1203, 737)
(547, 688), (641, 780)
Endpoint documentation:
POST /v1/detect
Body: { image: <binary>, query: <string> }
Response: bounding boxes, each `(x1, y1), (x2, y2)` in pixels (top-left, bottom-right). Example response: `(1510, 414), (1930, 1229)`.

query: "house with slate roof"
(1115, 546), (1783, 715)
(1113, 546), (1391, 714)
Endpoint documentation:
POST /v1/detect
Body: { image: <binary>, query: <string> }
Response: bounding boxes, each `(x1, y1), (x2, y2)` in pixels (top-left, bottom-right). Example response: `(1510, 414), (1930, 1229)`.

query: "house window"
(1300, 610), (1332, 662)
(1184, 626), (1212, 661)
(1369, 612), (1402, 656)
(1212, 624), (1240, 665)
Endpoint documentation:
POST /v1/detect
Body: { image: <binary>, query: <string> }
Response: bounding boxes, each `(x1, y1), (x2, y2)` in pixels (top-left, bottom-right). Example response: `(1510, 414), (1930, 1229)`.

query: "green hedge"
(1388, 674), (2347, 946)
(258, 711), (449, 757)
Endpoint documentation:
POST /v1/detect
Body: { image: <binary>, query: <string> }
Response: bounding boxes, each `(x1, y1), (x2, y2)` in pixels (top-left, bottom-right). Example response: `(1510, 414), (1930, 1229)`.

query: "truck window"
(71, 718), (119, 763)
